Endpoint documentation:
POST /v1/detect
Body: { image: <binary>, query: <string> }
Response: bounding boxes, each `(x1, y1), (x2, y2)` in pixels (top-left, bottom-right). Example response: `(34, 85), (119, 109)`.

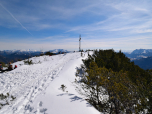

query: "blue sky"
(0, 0), (152, 52)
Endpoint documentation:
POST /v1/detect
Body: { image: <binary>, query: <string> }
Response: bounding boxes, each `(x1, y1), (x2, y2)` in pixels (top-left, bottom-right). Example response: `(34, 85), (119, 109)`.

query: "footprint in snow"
(36, 101), (47, 114)
(40, 108), (47, 113)
(39, 101), (43, 107)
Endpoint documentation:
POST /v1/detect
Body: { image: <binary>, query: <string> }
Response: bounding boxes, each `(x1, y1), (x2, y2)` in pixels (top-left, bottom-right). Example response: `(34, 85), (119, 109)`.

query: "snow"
(129, 58), (137, 61)
(49, 49), (69, 53)
(0, 52), (101, 114)
(2, 49), (41, 53)
(137, 55), (148, 58)
(142, 50), (146, 54)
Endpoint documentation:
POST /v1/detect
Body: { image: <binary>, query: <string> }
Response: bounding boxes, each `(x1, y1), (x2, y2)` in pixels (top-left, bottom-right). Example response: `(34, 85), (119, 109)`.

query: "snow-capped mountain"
(49, 49), (70, 53)
(0, 49), (70, 55)
(0, 50), (42, 63)
(122, 49), (152, 70)
(0, 49), (41, 54)
(124, 49), (152, 61)
(131, 49), (152, 54)
(0, 49), (71, 63)
(0, 49), (71, 55)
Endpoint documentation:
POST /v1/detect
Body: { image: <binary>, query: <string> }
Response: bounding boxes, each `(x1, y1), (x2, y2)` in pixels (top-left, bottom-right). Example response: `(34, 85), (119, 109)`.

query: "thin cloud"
(0, 0), (152, 51)
(0, 3), (32, 36)
(133, 29), (152, 33)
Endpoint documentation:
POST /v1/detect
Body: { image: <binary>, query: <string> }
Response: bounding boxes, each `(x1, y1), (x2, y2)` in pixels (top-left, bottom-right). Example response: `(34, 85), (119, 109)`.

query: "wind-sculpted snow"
(0, 52), (100, 114)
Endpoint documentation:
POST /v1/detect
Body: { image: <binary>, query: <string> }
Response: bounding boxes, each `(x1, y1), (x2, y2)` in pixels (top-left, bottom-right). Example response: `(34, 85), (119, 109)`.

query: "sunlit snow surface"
(0, 52), (101, 114)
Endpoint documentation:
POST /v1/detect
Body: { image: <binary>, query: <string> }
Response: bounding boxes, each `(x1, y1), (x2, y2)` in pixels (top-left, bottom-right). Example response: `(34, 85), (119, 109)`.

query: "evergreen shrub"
(75, 49), (152, 113)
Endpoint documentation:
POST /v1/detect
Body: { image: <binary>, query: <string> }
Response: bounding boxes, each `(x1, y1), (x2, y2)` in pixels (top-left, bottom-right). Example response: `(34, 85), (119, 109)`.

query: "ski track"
(0, 53), (81, 114)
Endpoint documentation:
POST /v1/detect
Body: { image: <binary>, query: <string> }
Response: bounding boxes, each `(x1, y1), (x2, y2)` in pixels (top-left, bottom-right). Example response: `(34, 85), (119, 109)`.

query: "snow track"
(0, 53), (81, 114)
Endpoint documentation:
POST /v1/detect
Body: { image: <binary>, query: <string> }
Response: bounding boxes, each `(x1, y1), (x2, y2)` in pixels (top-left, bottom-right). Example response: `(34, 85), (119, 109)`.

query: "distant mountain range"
(0, 49), (70, 64)
(123, 49), (152, 60)
(123, 49), (152, 70)
(1, 48), (152, 70)
(48, 49), (70, 53)
(0, 50), (42, 64)
(131, 49), (152, 54)
(133, 56), (152, 70)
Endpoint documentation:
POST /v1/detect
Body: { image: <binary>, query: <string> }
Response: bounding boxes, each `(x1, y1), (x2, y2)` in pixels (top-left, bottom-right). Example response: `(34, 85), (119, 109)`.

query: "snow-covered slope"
(0, 52), (100, 114)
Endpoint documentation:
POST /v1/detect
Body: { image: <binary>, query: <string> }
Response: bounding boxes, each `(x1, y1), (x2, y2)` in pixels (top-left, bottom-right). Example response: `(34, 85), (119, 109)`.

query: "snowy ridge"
(0, 52), (100, 114)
